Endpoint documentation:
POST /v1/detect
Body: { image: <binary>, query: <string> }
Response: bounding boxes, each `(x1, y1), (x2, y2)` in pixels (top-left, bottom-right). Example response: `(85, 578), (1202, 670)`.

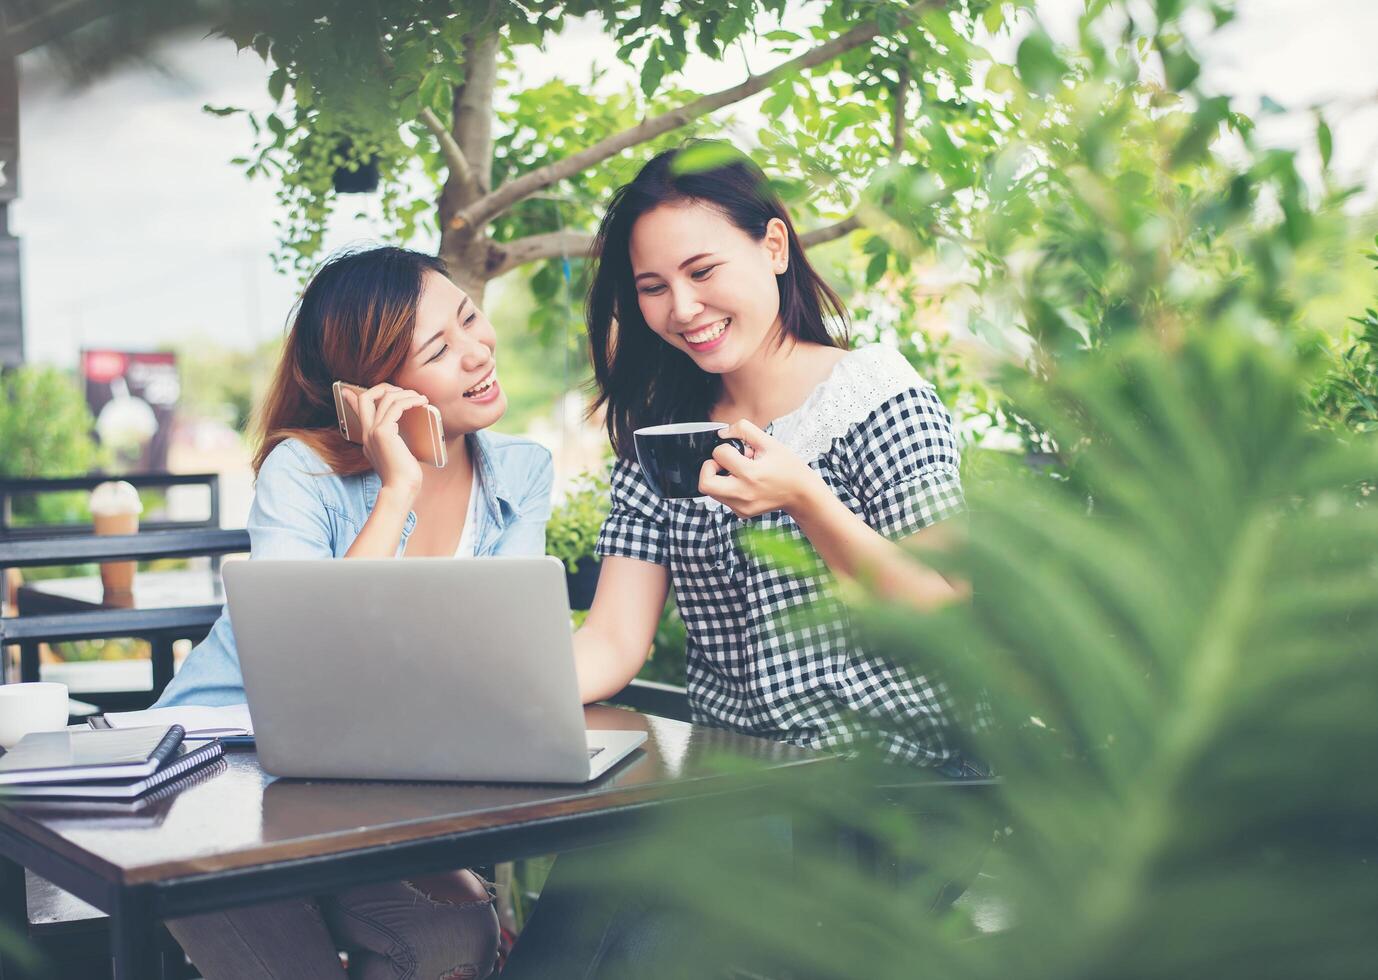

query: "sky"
(12, 0), (1378, 366)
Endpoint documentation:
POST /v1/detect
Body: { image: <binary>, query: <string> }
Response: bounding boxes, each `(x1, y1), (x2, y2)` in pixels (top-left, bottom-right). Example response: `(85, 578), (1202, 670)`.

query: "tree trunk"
(439, 231), (492, 307)
(437, 32), (501, 305)
(454, 32), (498, 196)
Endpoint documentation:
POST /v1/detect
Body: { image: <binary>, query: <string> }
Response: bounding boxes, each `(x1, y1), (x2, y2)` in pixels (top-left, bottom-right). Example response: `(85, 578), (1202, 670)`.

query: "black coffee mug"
(634, 423), (747, 499)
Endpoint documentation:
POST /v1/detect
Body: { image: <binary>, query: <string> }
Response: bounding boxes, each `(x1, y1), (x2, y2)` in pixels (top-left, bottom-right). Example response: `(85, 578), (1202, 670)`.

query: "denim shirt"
(156, 429), (553, 707)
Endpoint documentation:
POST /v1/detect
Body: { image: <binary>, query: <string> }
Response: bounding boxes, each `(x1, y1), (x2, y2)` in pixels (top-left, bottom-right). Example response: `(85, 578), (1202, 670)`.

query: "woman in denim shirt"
(162, 246), (551, 980)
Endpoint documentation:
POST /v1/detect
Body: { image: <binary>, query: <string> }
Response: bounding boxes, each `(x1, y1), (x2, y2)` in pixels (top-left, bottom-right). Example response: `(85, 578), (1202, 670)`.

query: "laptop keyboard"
(588, 747), (605, 759)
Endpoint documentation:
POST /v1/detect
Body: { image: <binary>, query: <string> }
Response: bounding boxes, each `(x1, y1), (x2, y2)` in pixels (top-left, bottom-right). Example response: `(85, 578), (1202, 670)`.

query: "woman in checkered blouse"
(569, 143), (972, 769)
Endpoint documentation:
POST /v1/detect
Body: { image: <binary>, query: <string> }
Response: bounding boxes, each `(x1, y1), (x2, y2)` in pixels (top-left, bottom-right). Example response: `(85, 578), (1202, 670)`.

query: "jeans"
(167, 874), (499, 980)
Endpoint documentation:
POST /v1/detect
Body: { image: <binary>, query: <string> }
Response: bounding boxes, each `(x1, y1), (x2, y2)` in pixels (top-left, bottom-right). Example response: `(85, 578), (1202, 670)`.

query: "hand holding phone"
(333, 382), (448, 486)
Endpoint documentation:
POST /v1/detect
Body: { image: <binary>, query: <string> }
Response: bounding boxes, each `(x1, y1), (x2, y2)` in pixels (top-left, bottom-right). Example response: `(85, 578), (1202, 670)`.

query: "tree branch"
(487, 230), (595, 278)
(800, 215), (863, 249)
(892, 65), (910, 159)
(420, 106), (476, 193)
(449, 0), (937, 232)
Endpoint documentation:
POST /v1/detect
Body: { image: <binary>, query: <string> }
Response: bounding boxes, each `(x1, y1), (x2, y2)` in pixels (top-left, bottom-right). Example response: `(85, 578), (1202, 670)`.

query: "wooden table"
(0, 705), (830, 979)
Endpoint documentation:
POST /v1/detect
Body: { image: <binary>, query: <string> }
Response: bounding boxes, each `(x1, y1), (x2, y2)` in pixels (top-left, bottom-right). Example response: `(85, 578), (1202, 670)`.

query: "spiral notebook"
(9, 757), (229, 823)
(0, 725), (185, 786)
(0, 740), (224, 800)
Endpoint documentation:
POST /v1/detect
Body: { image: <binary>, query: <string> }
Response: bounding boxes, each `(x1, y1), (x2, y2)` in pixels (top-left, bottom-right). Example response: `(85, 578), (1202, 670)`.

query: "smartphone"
(332, 380), (447, 468)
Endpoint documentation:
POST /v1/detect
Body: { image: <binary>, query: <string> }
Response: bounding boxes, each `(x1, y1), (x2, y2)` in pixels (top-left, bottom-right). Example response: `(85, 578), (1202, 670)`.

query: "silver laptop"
(222, 556), (646, 784)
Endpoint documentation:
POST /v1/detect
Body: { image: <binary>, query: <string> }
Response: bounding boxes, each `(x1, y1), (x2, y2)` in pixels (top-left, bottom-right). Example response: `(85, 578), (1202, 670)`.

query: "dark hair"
(587, 142), (849, 458)
(254, 245), (449, 475)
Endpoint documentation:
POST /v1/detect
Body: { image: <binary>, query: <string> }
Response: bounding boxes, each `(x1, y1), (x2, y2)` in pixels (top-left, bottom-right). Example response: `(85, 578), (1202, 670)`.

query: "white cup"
(0, 682), (70, 749)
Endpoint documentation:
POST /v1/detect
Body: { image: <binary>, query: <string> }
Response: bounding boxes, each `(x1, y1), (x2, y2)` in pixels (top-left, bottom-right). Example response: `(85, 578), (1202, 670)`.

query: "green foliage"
(546, 467), (610, 575)
(211, 1), (484, 273)
(581, 321), (1378, 980)
(545, 5), (1378, 976)
(826, 3), (1346, 458)
(0, 366), (103, 479)
(206, 0), (799, 279)
(204, 0), (1034, 308)
(0, 366), (107, 528)
(1312, 236), (1378, 434)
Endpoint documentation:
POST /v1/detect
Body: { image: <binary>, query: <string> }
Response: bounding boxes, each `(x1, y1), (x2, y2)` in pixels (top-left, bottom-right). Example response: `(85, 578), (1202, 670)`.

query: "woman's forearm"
(344, 487), (414, 559)
(571, 622), (650, 704)
(788, 479), (965, 610)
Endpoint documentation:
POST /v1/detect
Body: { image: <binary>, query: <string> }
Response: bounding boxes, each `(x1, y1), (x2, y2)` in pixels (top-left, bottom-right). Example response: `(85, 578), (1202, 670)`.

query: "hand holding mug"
(697, 419), (827, 519)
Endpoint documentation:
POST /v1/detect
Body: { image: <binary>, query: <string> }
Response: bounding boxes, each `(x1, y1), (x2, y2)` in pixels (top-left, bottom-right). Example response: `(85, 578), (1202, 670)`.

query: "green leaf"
(640, 41), (666, 97)
(865, 250), (888, 285)
(984, 63), (1018, 94)
(202, 104), (241, 117)
(418, 69), (444, 111)
(670, 141), (742, 176)
(1316, 114), (1333, 170)
(1169, 95), (1230, 168)
(1259, 94), (1287, 114)
(507, 18), (542, 46)
(981, 4), (1006, 34)
(293, 76), (313, 110)
(761, 87), (794, 120)
(829, 103), (869, 137)
(1159, 46), (1200, 91)
(268, 67), (288, 104)
(924, 121), (963, 177)
(1016, 29), (1065, 96)
(697, 16), (720, 56)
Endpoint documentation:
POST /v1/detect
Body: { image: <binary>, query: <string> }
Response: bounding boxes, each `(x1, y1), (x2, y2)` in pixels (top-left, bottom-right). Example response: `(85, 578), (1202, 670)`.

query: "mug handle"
(712, 435), (747, 476)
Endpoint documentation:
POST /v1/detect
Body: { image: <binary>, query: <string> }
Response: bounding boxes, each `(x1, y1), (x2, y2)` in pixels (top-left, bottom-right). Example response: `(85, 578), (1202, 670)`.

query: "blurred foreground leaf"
(582, 323), (1378, 980)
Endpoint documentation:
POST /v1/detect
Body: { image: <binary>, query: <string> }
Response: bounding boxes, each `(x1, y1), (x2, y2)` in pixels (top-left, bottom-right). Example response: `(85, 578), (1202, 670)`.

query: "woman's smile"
(682, 317), (731, 352)
(463, 368), (500, 402)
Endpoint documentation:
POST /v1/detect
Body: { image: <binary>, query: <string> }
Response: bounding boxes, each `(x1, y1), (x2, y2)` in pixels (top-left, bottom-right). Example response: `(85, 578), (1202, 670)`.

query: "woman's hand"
(345, 383), (427, 503)
(697, 419), (829, 519)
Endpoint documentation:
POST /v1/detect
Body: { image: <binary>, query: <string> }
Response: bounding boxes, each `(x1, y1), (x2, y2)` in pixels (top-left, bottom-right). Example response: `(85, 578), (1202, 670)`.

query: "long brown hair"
(587, 141), (849, 459)
(252, 246), (448, 475)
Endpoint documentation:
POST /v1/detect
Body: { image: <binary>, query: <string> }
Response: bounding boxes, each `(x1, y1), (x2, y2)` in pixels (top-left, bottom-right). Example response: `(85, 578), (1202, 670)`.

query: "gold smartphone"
(332, 381), (448, 468)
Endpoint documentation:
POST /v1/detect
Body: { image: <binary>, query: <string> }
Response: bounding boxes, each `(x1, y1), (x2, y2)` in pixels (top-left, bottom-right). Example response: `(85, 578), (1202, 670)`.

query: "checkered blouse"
(595, 345), (966, 766)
